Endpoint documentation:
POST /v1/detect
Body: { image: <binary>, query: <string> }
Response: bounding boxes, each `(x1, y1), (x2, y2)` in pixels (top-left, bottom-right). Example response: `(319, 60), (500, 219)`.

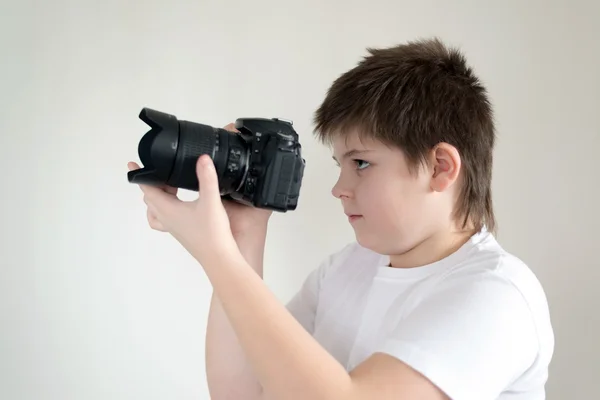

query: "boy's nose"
(331, 178), (352, 199)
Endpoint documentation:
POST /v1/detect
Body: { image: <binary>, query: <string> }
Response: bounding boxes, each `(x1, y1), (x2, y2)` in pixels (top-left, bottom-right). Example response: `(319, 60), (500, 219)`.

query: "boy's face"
(331, 130), (449, 256)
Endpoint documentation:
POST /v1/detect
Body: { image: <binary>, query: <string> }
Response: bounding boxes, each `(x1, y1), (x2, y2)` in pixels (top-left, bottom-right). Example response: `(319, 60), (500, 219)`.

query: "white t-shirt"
(286, 229), (554, 400)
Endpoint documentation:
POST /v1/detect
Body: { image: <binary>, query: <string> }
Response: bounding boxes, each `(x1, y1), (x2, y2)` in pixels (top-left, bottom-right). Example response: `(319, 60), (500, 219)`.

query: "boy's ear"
(429, 142), (461, 192)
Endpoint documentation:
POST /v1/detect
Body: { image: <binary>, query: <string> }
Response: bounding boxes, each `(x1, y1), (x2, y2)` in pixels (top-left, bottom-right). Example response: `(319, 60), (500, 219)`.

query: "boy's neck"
(388, 226), (478, 269)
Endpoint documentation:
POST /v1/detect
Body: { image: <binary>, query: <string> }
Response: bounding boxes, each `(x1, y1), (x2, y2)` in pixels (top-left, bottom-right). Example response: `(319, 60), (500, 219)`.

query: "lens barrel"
(128, 108), (248, 194)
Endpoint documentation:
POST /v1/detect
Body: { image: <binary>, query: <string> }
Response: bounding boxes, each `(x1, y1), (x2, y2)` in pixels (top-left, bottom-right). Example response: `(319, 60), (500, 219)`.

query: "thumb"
(196, 155), (221, 202)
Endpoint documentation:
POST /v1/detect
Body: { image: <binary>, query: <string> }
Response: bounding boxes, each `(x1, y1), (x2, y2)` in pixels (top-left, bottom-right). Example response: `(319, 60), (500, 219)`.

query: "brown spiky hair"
(313, 37), (496, 234)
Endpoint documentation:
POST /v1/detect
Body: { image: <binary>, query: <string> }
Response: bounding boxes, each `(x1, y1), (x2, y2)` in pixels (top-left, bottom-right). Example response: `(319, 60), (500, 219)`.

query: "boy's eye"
(353, 159), (370, 170)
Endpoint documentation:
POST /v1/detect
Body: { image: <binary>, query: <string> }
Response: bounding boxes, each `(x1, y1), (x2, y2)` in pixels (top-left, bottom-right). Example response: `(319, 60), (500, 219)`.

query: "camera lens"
(128, 108), (249, 194)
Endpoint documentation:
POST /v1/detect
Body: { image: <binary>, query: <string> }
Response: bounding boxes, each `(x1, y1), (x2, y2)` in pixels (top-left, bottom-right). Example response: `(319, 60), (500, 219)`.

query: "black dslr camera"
(128, 108), (306, 212)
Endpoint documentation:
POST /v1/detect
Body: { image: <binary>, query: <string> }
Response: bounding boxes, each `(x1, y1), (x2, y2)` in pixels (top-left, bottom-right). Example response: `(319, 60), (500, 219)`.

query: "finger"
(196, 155), (221, 204)
(128, 162), (151, 194)
(163, 185), (178, 195)
(149, 219), (165, 231)
(223, 122), (239, 133)
(129, 161), (178, 195)
(144, 186), (179, 214)
(147, 208), (155, 222)
(147, 209), (166, 231)
(144, 196), (160, 217)
(134, 173), (171, 199)
(130, 161), (178, 220)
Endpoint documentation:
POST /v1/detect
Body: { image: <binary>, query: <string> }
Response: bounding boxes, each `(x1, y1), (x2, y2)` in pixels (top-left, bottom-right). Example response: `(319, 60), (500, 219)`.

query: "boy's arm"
(205, 230), (266, 400)
(198, 248), (537, 400)
(199, 249), (447, 400)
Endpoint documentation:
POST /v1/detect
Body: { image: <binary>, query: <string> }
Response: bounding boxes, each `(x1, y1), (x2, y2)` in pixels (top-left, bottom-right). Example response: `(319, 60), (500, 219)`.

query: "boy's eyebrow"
(332, 149), (372, 162)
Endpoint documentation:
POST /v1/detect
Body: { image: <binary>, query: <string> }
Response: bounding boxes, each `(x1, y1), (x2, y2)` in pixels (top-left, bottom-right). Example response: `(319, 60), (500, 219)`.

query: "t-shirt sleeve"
(285, 244), (353, 334)
(285, 264), (323, 334)
(375, 270), (539, 400)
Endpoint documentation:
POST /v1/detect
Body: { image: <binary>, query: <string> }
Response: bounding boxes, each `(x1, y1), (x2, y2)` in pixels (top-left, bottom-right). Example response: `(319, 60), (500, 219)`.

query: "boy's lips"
(345, 213), (363, 222)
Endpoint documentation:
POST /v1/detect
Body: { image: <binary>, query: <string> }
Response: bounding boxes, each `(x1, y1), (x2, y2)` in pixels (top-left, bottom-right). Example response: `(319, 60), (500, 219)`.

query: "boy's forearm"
(198, 248), (353, 400)
(205, 230), (267, 400)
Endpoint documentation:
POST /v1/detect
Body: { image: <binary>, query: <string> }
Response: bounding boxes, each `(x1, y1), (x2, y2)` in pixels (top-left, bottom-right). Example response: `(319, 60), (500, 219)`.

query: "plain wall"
(1, 0), (598, 399)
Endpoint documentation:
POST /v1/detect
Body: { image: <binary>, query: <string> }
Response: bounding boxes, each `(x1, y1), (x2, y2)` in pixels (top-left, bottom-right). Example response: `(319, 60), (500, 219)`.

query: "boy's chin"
(352, 227), (408, 256)
(352, 229), (384, 253)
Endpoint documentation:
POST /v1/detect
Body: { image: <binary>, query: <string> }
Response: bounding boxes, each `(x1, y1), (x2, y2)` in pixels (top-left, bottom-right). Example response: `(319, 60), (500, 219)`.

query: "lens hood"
(127, 108), (180, 186)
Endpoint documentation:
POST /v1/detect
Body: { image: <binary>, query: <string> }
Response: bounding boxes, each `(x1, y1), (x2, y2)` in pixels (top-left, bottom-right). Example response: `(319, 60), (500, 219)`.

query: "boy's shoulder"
(319, 230), (553, 322)
(439, 231), (551, 312)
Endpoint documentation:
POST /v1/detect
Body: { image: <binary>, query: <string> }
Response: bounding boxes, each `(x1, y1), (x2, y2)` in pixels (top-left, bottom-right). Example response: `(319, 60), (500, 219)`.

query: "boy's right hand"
(133, 123), (272, 239)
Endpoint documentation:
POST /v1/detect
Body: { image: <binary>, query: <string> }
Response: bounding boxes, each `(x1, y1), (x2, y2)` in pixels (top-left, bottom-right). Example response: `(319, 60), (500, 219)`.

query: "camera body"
(127, 108), (306, 212)
(224, 117), (305, 211)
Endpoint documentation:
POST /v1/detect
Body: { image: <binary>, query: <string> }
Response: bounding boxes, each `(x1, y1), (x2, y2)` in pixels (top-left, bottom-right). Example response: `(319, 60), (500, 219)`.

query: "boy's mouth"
(346, 214), (363, 223)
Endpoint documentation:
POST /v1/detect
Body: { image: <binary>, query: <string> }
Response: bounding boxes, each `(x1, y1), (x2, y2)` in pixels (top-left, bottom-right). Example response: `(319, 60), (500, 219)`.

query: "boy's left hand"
(128, 154), (240, 267)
